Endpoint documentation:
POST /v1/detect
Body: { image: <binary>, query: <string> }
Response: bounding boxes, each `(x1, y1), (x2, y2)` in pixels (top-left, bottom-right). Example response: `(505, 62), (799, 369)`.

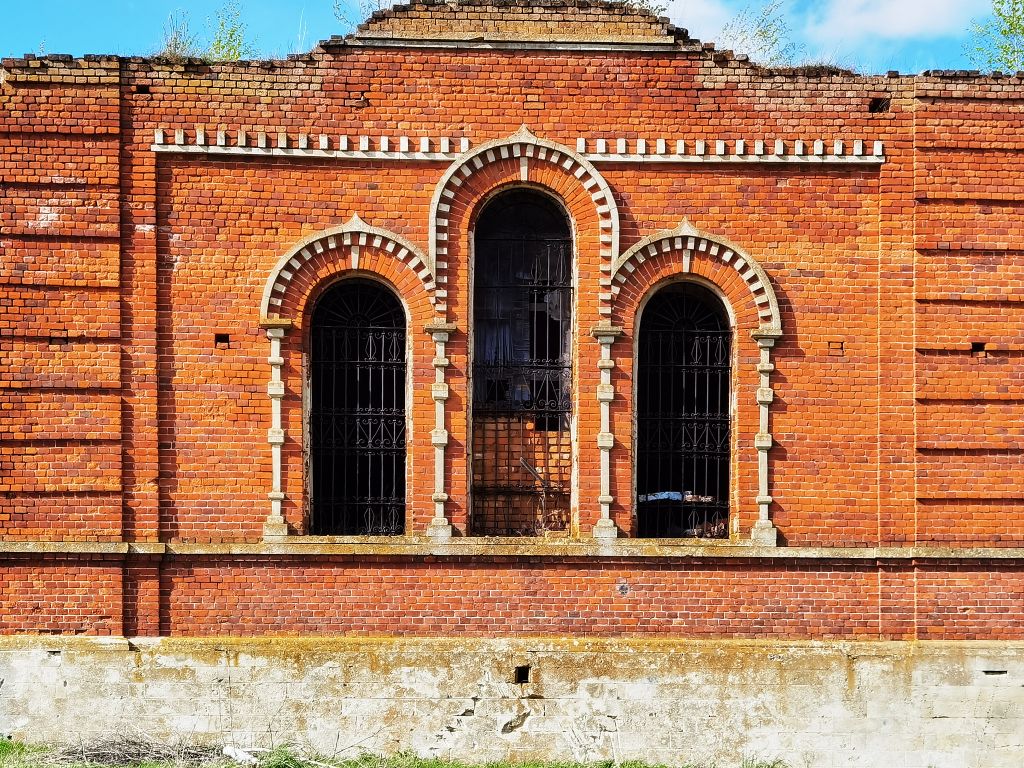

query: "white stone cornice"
(152, 129), (885, 166)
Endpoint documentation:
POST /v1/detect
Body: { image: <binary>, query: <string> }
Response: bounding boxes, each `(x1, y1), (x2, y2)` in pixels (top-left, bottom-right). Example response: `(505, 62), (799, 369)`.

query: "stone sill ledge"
(2, 538), (1023, 560)
(0, 635), (1020, 654)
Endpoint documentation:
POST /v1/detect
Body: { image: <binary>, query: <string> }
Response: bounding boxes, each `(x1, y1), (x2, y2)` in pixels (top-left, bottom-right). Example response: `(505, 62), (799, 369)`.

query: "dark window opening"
(868, 97), (891, 113)
(636, 282), (731, 538)
(514, 665), (531, 684)
(310, 278), (406, 536)
(471, 189), (573, 536)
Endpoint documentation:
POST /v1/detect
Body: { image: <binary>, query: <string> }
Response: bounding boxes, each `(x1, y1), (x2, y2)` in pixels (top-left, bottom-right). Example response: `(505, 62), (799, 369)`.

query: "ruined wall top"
(346, 0), (690, 44)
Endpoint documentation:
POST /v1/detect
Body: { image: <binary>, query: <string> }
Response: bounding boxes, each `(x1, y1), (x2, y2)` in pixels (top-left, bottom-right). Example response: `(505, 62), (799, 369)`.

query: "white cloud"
(802, 0), (990, 45)
(664, 0), (738, 41)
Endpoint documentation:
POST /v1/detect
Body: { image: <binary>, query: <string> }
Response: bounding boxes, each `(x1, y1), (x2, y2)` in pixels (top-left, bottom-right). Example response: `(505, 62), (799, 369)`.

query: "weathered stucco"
(1, 637), (1021, 767)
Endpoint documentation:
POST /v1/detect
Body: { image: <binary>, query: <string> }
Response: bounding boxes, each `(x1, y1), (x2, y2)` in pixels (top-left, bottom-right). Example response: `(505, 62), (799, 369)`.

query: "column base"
(426, 520), (454, 541)
(750, 520), (779, 547)
(592, 518), (619, 539)
(262, 516), (289, 541)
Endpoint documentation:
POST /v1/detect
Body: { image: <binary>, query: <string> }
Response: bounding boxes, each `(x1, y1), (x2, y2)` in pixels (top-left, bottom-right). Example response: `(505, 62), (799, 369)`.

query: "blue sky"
(0, 0), (994, 73)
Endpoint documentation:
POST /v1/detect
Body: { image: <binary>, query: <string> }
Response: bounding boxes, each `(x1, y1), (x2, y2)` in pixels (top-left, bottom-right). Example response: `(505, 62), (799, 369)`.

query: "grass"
(0, 740), (789, 768)
(0, 743), (40, 763)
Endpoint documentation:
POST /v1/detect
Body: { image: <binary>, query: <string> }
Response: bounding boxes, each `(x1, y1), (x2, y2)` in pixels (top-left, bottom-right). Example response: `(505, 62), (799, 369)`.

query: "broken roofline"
(4, 47), (1024, 80)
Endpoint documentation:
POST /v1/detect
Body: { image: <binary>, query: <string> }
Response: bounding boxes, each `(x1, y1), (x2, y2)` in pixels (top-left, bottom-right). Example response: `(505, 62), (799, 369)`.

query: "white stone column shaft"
(426, 323), (456, 540)
(592, 327), (622, 539)
(751, 331), (780, 546)
(264, 327), (289, 540)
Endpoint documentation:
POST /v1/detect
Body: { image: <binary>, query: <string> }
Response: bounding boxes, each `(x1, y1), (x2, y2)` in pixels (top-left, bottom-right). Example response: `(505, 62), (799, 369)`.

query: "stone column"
(591, 324), (624, 539)
(262, 322), (291, 540)
(425, 321), (457, 540)
(750, 328), (782, 546)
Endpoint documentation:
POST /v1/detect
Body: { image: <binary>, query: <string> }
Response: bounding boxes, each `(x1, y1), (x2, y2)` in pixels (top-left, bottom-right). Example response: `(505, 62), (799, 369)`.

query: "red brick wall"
(0, 557), (122, 635)
(2, 3), (1023, 638)
(160, 559), (884, 638)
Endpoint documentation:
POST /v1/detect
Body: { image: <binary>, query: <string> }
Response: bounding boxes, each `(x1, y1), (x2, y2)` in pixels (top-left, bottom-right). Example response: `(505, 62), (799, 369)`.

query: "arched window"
(471, 189), (573, 536)
(636, 282), (732, 538)
(309, 278), (406, 536)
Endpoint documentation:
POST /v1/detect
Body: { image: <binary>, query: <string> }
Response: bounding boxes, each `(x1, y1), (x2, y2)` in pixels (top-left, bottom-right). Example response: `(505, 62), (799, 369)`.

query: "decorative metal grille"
(310, 279), (406, 535)
(636, 282), (731, 538)
(472, 190), (573, 536)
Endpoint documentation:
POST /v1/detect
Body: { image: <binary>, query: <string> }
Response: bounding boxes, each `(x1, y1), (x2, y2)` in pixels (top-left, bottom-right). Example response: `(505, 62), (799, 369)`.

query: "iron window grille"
(636, 282), (732, 538)
(471, 190), (573, 536)
(309, 279), (406, 536)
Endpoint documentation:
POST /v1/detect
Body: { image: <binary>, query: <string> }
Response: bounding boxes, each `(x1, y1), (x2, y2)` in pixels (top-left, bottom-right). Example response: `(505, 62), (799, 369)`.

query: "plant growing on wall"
(207, 0), (256, 60)
(156, 1), (255, 61)
(157, 11), (201, 59)
(717, 0), (805, 67)
(334, 0), (387, 29)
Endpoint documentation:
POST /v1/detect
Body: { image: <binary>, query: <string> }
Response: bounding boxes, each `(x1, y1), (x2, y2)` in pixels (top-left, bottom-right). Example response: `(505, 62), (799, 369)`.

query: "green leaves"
(967, 0), (1024, 72)
(718, 1), (806, 68)
(155, 1), (255, 62)
(207, 0), (256, 61)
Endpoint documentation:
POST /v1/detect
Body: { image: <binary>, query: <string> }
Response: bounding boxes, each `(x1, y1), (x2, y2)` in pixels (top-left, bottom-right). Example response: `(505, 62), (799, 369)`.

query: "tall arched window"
(471, 189), (573, 536)
(309, 279), (406, 535)
(636, 282), (732, 538)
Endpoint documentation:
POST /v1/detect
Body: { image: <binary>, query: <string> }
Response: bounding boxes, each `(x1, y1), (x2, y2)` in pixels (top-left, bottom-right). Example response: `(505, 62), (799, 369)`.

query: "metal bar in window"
(637, 284), (731, 539)
(310, 280), (406, 536)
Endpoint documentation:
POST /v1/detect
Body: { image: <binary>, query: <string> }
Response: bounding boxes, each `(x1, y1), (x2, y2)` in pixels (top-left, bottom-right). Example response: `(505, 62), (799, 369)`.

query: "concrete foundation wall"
(1, 637), (1021, 768)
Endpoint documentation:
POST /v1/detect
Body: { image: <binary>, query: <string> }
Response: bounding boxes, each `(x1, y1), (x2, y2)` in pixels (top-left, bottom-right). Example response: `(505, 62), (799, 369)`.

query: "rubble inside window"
(471, 189), (573, 536)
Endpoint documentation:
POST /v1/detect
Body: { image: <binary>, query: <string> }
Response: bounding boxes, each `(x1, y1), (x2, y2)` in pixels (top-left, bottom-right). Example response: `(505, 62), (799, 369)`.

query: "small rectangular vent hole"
(215, 333), (231, 348)
(135, 84), (151, 94)
(869, 97), (891, 113)
(983, 669), (1008, 676)
(514, 665), (531, 684)
(828, 340), (845, 356)
(971, 341), (987, 357)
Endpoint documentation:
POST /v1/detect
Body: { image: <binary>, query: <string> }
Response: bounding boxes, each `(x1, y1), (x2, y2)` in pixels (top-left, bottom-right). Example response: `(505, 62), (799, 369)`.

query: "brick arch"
(429, 129), (621, 536)
(257, 216), (438, 542)
(607, 219), (783, 545)
(428, 125), (619, 317)
(611, 219), (782, 335)
(260, 215), (437, 323)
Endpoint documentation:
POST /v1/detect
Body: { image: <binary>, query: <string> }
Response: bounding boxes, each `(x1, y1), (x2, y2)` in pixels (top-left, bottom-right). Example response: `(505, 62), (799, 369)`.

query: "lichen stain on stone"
(2, 638), (1023, 764)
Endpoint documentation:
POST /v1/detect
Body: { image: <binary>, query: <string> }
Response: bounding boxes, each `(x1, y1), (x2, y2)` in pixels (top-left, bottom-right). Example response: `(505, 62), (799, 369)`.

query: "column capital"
(424, 321), (458, 342)
(590, 324), (624, 342)
(751, 326), (782, 347)
(261, 317), (293, 332)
